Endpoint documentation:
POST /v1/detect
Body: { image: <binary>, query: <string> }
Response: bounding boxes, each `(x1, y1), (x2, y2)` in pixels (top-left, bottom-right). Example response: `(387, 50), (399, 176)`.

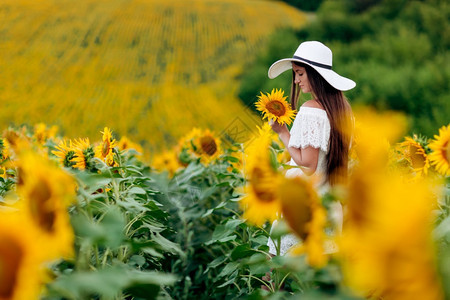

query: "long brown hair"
(291, 62), (353, 185)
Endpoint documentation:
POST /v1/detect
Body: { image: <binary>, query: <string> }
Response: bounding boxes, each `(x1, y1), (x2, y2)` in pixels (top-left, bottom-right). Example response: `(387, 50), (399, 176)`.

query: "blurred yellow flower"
(255, 88), (296, 126)
(352, 109), (407, 170)
(0, 213), (46, 300)
(15, 151), (76, 259)
(33, 123), (58, 145)
(117, 136), (143, 154)
(278, 176), (327, 268)
(339, 109), (443, 299)
(277, 149), (291, 165)
(341, 173), (443, 300)
(399, 136), (430, 176)
(2, 127), (31, 157)
(240, 124), (281, 226)
(153, 150), (182, 177)
(428, 124), (450, 176)
(94, 127), (117, 167)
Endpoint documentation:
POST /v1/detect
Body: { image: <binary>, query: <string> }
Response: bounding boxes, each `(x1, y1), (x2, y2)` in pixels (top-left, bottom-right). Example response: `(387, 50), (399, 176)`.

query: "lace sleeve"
(288, 107), (331, 152)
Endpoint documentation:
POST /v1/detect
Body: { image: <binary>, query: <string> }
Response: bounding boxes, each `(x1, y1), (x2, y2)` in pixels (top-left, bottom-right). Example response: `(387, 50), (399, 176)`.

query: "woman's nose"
(294, 75), (300, 84)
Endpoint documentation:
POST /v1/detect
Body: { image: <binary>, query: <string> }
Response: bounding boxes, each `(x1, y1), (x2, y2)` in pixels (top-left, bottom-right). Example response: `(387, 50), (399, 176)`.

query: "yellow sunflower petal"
(240, 124), (281, 226)
(278, 176), (327, 267)
(398, 136), (430, 176)
(428, 124), (450, 176)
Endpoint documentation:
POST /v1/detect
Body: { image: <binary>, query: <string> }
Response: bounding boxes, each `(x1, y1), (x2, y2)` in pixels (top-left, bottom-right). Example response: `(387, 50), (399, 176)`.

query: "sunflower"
(399, 136), (430, 176)
(0, 138), (10, 160)
(72, 138), (95, 171)
(352, 109), (407, 171)
(194, 129), (222, 164)
(33, 123), (58, 145)
(428, 124), (450, 176)
(240, 124), (281, 226)
(180, 128), (223, 165)
(117, 136), (143, 154)
(0, 213), (46, 300)
(15, 151), (76, 260)
(95, 127), (118, 167)
(52, 140), (76, 168)
(278, 176), (327, 267)
(255, 88), (296, 125)
(2, 127), (31, 156)
(340, 172), (443, 299)
(339, 110), (443, 299)
(153, 150), (182, 176)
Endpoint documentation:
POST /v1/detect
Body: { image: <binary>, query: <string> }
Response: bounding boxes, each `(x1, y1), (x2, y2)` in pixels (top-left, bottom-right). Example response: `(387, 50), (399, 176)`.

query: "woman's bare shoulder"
(301, 100), (324, 110)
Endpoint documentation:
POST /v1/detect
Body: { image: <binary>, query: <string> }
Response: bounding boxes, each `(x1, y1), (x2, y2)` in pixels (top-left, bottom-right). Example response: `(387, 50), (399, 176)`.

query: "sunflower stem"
(273, 235), (282, 291)
(276, 235), (281, 256)
(278, 272), (291, 290)
(241, 274), (274, 293)
(223, 206), (241, 218)
(101, 248), (110, 266)
(94, 245), (100, 267)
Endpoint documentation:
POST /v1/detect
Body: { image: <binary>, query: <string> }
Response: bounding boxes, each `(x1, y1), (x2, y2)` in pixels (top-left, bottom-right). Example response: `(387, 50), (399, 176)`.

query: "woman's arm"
(270, 121), (319, 175)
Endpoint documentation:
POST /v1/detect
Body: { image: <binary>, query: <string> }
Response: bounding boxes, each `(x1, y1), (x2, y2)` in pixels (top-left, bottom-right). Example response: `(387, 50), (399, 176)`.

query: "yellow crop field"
(0, 0), (306, 159)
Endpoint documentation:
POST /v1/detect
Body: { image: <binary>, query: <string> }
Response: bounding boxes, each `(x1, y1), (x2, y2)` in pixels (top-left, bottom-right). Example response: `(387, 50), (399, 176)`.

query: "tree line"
(239, 0), (449, 136)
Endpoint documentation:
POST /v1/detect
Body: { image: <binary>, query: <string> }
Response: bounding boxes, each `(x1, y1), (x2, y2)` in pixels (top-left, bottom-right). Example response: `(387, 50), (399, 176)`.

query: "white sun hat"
(268, 41), (356, 91)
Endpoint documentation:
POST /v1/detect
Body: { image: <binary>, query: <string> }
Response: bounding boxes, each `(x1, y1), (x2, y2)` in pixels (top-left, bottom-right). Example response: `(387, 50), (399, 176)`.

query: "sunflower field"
(1, 0), (450, 299)
(0, 0), (306, 157)
(1, 107), (450, 299)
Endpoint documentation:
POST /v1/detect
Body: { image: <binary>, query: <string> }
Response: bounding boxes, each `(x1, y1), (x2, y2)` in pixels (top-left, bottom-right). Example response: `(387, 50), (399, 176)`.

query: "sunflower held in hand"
(255, 88), (296, 126)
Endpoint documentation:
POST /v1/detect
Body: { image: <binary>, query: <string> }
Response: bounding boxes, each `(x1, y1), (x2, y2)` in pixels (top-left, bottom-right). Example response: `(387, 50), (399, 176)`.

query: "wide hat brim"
(268, 58), (356, 91)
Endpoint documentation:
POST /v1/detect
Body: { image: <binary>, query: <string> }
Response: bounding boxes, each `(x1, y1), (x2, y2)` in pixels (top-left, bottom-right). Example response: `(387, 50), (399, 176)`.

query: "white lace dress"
(267, 107), (342, 255)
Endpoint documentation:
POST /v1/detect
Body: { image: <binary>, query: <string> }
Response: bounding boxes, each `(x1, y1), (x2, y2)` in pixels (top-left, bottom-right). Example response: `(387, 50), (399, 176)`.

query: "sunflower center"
(409, 145), (425, 169)
(266, 100), (286, 117)
(0, 237), (23, 298)
(251, 167), (276, 203)
(29, 179), (56, 233)
(36, 132), (45, 144)
(17, 167), (24, 186)
(102, 140), (111, 157)
(348, 175), (370, 227)
(200, 136), (217, 156)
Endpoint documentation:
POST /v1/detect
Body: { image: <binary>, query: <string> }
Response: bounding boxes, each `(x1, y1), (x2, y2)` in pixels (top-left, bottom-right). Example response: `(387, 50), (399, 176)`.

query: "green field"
(0, 0), (307, 159)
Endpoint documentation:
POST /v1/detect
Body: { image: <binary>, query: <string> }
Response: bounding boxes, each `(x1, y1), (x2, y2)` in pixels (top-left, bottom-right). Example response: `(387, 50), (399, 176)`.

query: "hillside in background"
(0, 0), (307, 159)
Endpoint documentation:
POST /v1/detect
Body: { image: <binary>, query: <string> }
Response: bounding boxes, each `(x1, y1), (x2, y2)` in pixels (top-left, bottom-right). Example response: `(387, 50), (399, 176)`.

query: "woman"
(267, 41), (355, 256)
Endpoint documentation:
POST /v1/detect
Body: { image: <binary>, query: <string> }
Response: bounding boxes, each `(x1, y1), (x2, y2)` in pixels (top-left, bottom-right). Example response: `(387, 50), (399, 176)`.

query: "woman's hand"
(269, 119), (288, 135)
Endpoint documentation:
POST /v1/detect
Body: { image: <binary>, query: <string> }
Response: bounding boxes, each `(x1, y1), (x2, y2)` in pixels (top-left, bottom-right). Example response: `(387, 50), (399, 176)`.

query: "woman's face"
(292, 63), (312, 93)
